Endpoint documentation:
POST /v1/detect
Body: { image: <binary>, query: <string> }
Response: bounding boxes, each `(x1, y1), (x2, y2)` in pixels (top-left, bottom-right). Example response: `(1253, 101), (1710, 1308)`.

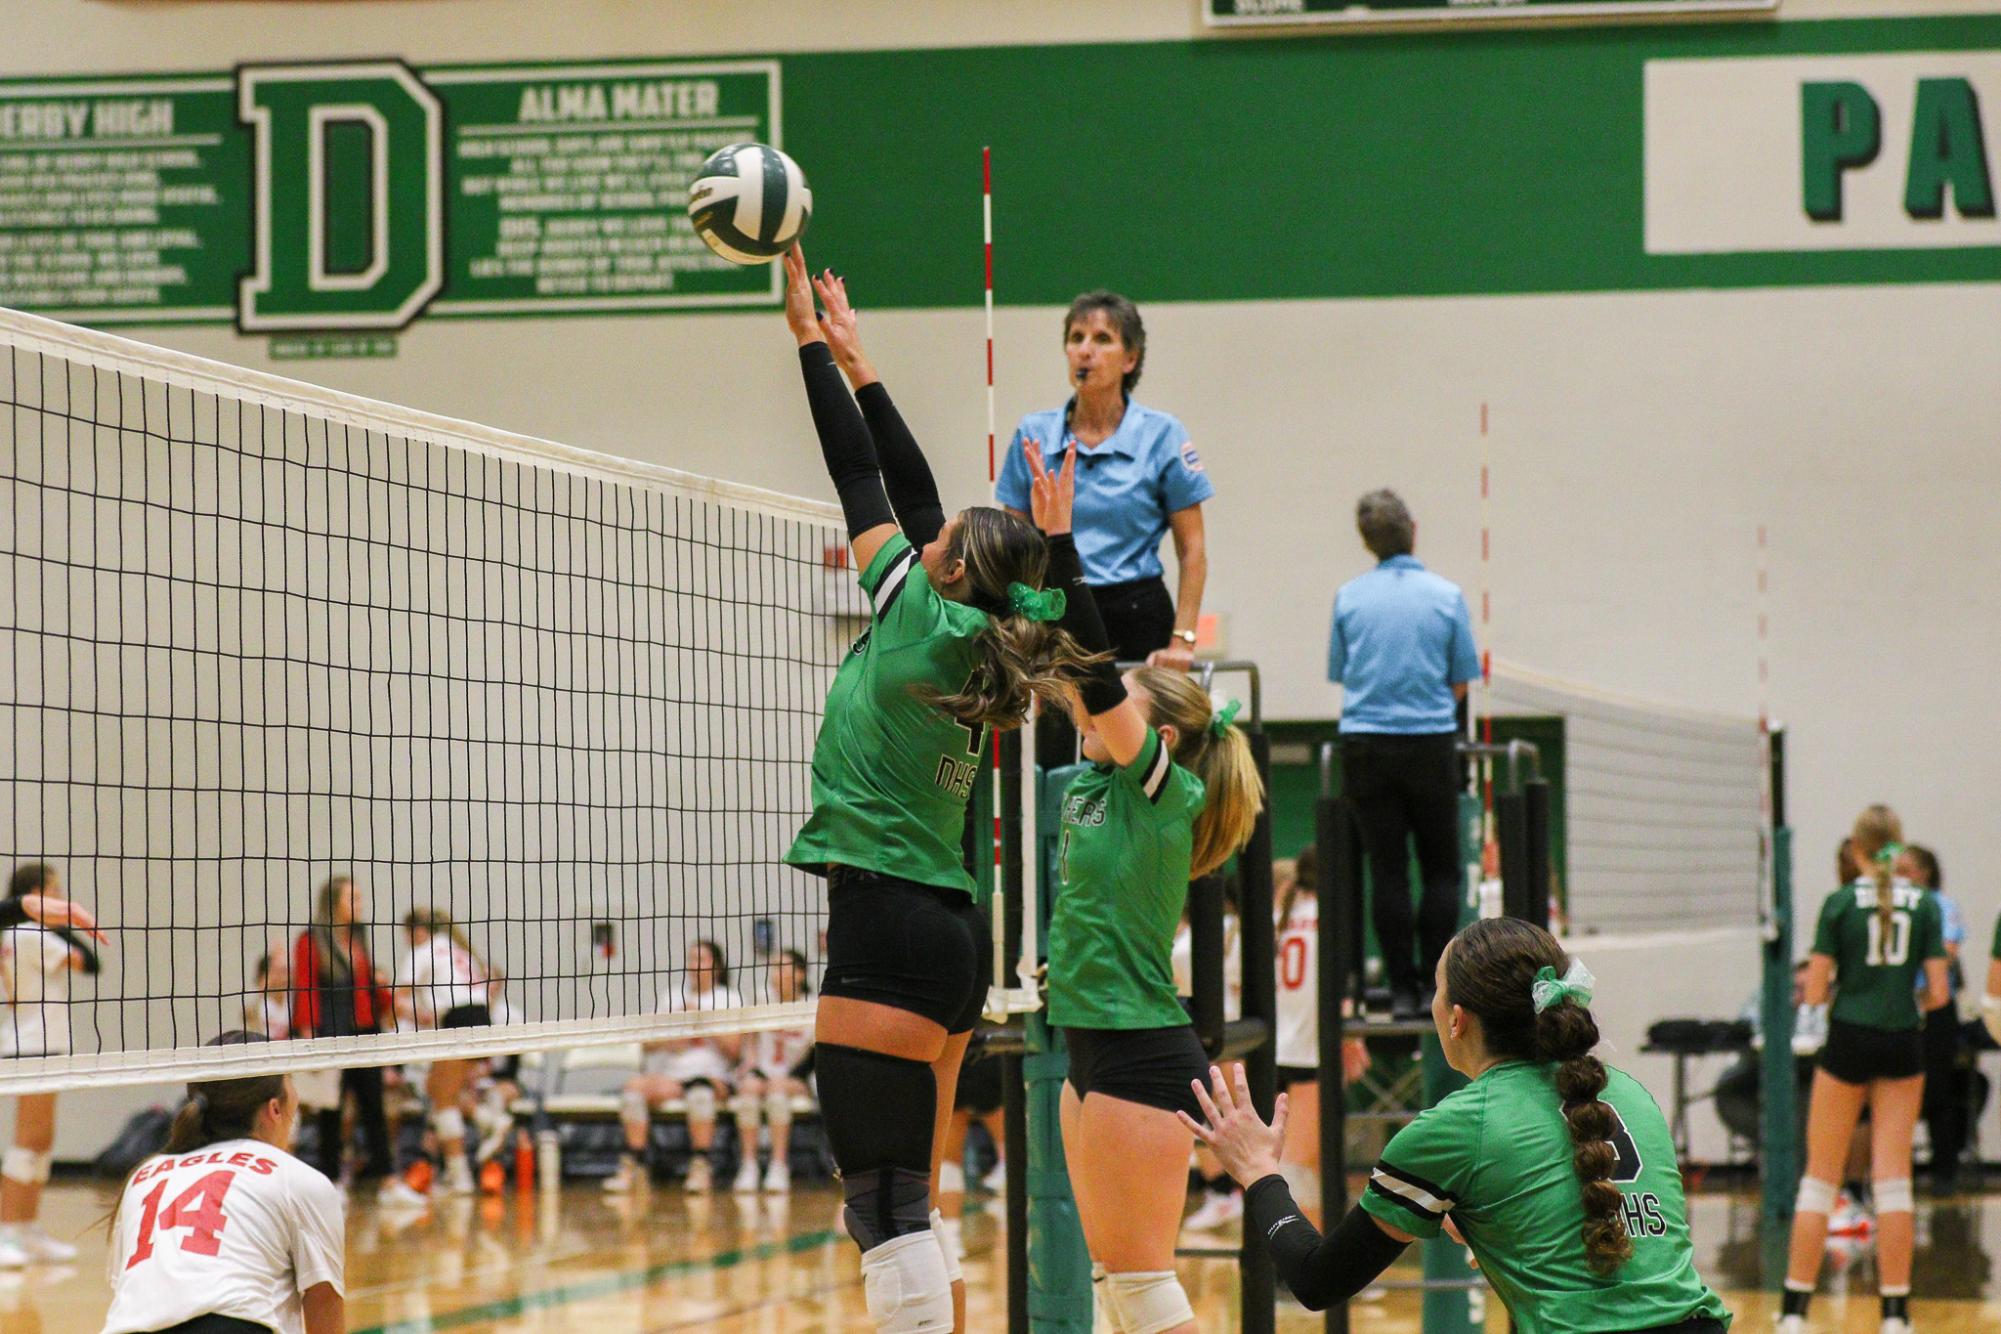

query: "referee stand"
(1313, 738), (1550, 1334)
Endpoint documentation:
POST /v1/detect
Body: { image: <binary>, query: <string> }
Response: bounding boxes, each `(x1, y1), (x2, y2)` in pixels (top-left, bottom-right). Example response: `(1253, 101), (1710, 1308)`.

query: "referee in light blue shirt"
(1328, 489), (1481, 1020)
(997, 291), (1214, 669)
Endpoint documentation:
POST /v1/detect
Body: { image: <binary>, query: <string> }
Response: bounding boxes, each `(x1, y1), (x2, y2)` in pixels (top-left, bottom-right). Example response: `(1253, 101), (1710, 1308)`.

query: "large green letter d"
(238, 61), (443, 332)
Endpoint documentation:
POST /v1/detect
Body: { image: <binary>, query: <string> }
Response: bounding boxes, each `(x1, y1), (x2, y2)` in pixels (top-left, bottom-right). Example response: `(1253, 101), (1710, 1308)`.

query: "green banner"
(1205, 0), (1775, 24)
(0, 59), (777, 332)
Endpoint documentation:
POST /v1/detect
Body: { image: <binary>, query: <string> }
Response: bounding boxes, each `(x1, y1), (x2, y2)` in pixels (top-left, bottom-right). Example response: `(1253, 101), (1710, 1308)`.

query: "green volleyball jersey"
(785, 534), (991, 895)
(1046, 729), (1207, 1030)
(1359, 1061), (1729, 1334)
(1811, 879), (1945, 1031)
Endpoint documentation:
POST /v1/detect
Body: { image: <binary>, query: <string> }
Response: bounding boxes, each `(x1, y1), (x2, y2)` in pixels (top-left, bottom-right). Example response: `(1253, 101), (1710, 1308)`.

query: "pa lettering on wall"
(1645, 53), (2001, 253)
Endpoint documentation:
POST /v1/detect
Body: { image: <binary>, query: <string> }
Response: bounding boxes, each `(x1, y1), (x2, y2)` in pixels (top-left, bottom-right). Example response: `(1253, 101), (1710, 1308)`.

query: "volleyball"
(687, 142), (813, 264)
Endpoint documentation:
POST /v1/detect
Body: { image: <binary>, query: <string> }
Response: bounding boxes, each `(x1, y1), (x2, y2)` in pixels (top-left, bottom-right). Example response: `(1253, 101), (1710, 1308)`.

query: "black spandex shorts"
(1818, 1018), (1923, 1084)
(821, 867), (990, 1033)
(441, 1004), (492, 1030)
(1276, 1064), (1318, 1088)
(154, 1317), (272, 1334)
(1063, 1024), (1209, 1119)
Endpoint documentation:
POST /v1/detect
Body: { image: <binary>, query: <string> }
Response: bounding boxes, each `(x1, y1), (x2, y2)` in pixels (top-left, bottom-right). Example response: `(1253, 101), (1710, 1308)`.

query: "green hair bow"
(1007, 582), (1066, 623)
(1210, 699), (1242, 737)
(1874, 841), (1905, 867)
(1530, 960), (1595, 1015)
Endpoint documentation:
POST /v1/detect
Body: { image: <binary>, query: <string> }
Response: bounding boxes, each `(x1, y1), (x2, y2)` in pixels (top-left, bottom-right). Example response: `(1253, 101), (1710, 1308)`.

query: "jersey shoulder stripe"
(1140, 732), (1172, 802)
(872, 548), (918, 615)
(1369, 1162), (1455, 1219)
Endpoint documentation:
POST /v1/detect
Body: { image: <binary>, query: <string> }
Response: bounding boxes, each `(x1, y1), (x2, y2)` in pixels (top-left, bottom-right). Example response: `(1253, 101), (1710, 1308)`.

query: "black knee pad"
(816, 1044), (937, 1250)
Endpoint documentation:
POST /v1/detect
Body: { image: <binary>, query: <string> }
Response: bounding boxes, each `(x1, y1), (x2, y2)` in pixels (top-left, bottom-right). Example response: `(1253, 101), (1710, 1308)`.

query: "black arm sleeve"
(50, 925), (101, 975)
(1046, 534), (1127, 716)
(0, 902), (25, 932)
(853, 381), (947, 549)
(799, 342), (896, 539)
(1245, 1176), (1411, 1312)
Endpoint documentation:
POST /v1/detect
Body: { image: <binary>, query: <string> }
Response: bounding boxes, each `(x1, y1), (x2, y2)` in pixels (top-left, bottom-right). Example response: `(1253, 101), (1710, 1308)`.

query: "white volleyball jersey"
(1169, 916), (1242, 1022)
(247, 996), (292, 1041)
(398, 937), (485, 1027)
(0, 925), (76, 1057)
(102, 1139), (345, 1334)
(1275, 897), (1320, 1069)
(645, 983), (746, 1082)
(746, 1024), (814, 1080)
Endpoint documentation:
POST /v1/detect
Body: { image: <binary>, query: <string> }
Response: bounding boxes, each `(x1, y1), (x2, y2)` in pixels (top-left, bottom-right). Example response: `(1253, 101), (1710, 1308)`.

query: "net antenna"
(0, 305), (861, 1092)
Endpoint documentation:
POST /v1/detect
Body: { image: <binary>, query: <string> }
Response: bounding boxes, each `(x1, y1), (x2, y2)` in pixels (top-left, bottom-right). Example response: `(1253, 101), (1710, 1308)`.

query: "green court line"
(353, 1229), (844, 1334)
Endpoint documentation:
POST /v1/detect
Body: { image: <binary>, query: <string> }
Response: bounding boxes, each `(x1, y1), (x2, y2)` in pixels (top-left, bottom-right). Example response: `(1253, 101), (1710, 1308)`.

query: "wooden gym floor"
(12, 1178), (2001, 1331)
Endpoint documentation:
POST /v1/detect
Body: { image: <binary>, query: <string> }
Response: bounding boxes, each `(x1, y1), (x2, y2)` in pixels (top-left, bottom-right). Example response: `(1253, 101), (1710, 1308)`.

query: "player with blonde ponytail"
(1020, 440), (1263, 1334)
(1181, 917), (1727, 1333)
(1782, 804), (1947, 1334)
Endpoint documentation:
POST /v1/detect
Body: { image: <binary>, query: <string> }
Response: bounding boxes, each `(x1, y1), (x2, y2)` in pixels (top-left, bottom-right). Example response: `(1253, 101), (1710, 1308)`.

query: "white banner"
(1645, 52), (2001, 254)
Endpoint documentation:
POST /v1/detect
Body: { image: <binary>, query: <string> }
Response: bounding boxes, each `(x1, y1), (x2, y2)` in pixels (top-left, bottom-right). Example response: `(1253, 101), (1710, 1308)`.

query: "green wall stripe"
(774, 14), (2001, 308)
(350, 1227), (843, 1334)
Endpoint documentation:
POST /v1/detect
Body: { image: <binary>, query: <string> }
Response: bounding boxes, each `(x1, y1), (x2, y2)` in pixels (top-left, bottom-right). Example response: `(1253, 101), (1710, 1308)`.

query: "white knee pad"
(764, 1089), (794, 1127)
(621, 1088), (650, 1129)
(683, 1083), (718, 1123)
(937, 1160), (965, 1195)
(731, 1091), (763, 1127)
(1103, 1271), (1193, 1334)
(930, 1208), (963, 1284)
(859, 1230), (954, 1332)
(1874, 1178), (1914, 1215)
(1794, 1176), (1838, 1215)
(1, 1147), (49, 1186)
(431, 1107), (467, 1141)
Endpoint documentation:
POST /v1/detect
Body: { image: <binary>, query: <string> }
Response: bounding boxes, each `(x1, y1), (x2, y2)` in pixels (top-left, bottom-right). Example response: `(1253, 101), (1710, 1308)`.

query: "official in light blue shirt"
(1328, 553), (1482, 734)
(997, 291), (1214, 667)
(1329, 490), (1481, 1017)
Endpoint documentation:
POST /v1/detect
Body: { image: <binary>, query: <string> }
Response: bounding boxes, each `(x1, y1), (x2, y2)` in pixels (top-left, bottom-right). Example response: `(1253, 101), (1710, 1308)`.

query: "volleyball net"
(0, 307), (1034, 1094)
(1485, 657), (1767, 941)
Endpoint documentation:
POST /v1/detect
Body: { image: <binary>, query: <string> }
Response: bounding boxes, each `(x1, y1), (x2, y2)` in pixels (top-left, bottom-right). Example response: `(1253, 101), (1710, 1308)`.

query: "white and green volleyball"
(686, 143), (813, 264)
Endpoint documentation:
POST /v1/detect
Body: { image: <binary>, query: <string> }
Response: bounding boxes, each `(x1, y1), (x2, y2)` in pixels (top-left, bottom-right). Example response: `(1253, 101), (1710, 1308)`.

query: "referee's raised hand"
(1179, 1061), (1288, 1189)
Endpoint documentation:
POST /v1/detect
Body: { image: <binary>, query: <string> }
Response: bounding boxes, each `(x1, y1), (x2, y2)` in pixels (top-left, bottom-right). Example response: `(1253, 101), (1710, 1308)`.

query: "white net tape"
(1486, 658), (1764, 938)
(0, 307), (1038, 1095)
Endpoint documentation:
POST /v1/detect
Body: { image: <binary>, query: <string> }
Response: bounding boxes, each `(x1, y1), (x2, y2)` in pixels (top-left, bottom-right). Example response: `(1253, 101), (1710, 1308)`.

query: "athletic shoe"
(602, 1158), (645, 1195)
(763, 1161), (791, 1194)
(1182, 1190), (1244, 1232)
(733, 1159), (761, 1194)
(685, 1155), (713, 1194)
(982, 1160), (1007, 1194)
(441, 1158), (476, 1197)
(0, 1232), (23, 1270)
(1775, 1316), (1804, 1334)
(378, 1179), (430, 1210)
(1827, 1193), (1874, 1239)
(18, 1227), (76, 1264)
(1880, 1319), (1911, 1334)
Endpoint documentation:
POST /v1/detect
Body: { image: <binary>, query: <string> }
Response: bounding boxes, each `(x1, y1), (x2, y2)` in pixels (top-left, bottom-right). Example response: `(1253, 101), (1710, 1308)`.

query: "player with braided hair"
(1184, 917), (1728, 1333)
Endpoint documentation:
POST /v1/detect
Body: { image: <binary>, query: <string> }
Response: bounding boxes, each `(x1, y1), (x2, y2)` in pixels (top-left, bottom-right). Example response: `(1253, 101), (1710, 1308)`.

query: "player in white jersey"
(389, 909), (498, 1201)
(606, 939), (746, 1195)
(732, 948), (817, 1195)
(244, 951), (341, 1116)
(102, 1034), (345, 1334)
(1, 862), (101, 1268)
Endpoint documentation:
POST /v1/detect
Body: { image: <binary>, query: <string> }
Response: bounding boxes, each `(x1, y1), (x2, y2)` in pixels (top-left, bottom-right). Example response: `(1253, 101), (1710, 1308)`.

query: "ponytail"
(914, 506), (1105, 732)
(1130, 666), (1264, 878)
(1850, 803), (1905, 947)
(1535, 995), (1633, 1275)
(1442, 917), (1631, 1276)
(109, 1032), (286, 1236)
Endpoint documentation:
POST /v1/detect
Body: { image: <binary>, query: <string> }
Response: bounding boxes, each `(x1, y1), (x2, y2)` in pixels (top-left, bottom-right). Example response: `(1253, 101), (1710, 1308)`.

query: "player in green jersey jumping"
(1184, 916), (1730, 1334)
(1019, 441), (1264, 1334)
(1782, 805), (1948, 1334)
(778, 249), (1097, 1334)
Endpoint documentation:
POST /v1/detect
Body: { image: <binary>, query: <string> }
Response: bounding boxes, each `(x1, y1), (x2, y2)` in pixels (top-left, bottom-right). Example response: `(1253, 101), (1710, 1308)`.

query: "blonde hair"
(1850, 804), (1904, 943)
(1131, 666), (1264, 878)
(917, 507), (1105, 731)
(402, 907), (483, 972)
